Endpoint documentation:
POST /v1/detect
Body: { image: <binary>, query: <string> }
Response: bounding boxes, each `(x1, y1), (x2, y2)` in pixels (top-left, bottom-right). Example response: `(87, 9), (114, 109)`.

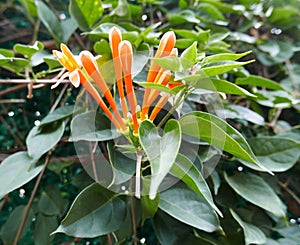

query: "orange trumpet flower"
(109, 27), (129, 119)
(52, 44), (122, 130)
(118, 40), (139, 135)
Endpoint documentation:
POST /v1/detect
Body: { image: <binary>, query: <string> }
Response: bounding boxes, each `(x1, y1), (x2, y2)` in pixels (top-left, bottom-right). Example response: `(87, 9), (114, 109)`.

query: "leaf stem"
(13, 152), (51, 245)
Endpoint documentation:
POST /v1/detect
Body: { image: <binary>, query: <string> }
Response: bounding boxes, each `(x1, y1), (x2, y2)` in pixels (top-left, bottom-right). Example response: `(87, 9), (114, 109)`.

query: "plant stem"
(135, 151), (143, 198)
(130, 194), (138, 245)
(13, 153), (51, 245)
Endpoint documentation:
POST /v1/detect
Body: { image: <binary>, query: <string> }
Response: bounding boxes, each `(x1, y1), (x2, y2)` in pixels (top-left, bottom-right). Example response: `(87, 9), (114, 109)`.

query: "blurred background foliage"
(0, 0), (300, 244)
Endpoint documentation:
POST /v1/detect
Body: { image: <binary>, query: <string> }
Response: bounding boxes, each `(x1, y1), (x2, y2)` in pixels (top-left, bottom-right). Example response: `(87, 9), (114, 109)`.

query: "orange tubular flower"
(80, 51), (127, 131)
(118, 40), (139, 135)
(141, 32), (176, 120)
(53, 44), (121, 129)
(109, 27), (129, 119)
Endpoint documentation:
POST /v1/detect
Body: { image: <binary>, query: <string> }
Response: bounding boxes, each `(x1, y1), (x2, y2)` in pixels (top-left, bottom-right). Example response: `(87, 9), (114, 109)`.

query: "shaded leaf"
(230, 209), (266, 245)
(236, 75), (285, 91)
(54, 183), (126, 237)
(241, 137), (300, 172)
(0, 152), (44, 199)
(159, 183), (220, 232)
(26, 121), (65, 160)
(1, 206), (34, 244)
(225, 172), (286, 217)
(171, 153), (222, 217)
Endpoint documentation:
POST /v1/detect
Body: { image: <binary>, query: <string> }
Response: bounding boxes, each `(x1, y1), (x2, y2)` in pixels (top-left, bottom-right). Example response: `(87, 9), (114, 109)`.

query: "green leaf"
(217, 104), (265, 125)
(14, 41), (44, 58)
(153, 210), (192, 244)
(230, 209), (266, 245)
(241, 137), (300, 172)
(200, 60), (254, 77)
(93, 39), (111, 55)
(69, 0), (103, 31)
(141, 178), (160, 222)
(225, 172), (286, 217)
(1, 205), (34, 244)
(107, 143), (135, 185)
(159, 183), (220, 232)
(53, 183), (126, 237)
(183, 77), (256, 97)
(256, 41), (294, 66)
(151, 56), (181, 72)
(236, 75), (285, 90)
(26, 122), (65, 160)
(60, 18), (78, 43)
(0, 152), (44, 199)
(43, 57), (61, 69)
(39, 105), (80, 127)
(69, 110), (119, 141)
(134, 81), (175, 95)
(179, 112), (271, 173)
(171, 153), (222, 217)
(139, 120), (181, 199)
(181, 41), (197, 71)
(202, 51), (252, 64)
(38, 185), (68, 216)
(0, 56), (30, 73)
(35, 0), (62, 43)
(33, 214), (58, 245)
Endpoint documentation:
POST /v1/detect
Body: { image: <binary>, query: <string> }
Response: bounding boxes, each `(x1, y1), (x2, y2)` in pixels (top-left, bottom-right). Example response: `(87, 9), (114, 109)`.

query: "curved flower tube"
(109, 27), (129, 119)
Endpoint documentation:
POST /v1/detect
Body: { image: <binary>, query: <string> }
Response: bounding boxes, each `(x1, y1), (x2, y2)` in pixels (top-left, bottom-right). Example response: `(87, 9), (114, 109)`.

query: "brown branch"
(0, 194), (9, 212)
(279, 181), (300, 206)
(0, 84), (27, 97)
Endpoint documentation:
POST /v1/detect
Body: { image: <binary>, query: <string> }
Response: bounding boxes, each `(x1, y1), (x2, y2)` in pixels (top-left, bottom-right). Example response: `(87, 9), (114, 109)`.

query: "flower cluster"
(53, 27), (178, 139)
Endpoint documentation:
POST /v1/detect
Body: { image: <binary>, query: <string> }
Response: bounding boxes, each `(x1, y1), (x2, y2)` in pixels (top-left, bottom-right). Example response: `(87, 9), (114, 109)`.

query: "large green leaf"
(54, 183), (126, 237)
(26, 121), (65, 160)
(202, 51), (252, 64)
(199, 60), (254, 77)
(217, 104), (265, 126)
(236, 75), (285, 91)
(183, 77), (255, 97)
(171, 153), (222, 217)
(179, 112), (271, 173)
(159, 183), (220, 232)
(69, 111), (119, 141)
(230, 209), (266, 245)
(139, 120), (181, 199)
(225, 172), (286, 217)
(69, 0), (103, 31)
(0, 152), (44, 199)
(241, 137), (300, 172)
